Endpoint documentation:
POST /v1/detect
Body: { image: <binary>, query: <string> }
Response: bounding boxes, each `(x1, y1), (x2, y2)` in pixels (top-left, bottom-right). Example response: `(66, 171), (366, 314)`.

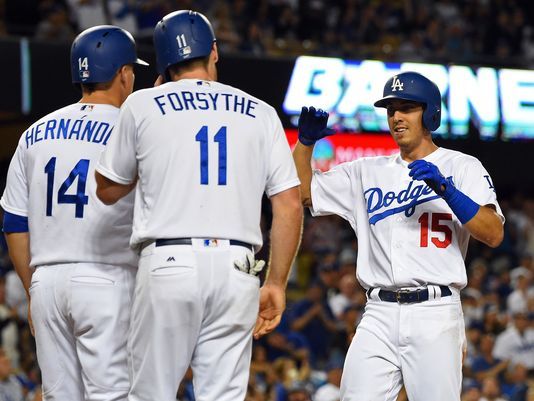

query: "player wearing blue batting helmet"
(153, 10), (216, 80)
(374, 71), (442, 131)
(71, 25), (148, 84)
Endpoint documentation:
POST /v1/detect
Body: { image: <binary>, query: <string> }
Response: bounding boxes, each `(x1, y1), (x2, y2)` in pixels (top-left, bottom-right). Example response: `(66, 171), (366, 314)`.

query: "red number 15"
(418, 212), (453, 248)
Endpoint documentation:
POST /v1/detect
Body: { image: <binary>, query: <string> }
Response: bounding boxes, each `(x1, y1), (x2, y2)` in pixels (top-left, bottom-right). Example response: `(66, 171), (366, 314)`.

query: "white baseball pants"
(128, 239), (260, 401)
(30, 263), (136, 401)
(340, 286), (465, 401)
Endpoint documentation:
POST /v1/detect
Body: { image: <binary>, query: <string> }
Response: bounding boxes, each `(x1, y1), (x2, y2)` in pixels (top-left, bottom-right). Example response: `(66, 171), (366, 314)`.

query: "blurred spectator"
(250, 345), (277, 395)
(316, 258), (340, 301)
(66, 0), (107, 31)
(462, 288), (484, 328)
(502, 363), (529, 401)
(0, 277), (18, 369)
(0, 348), (23, 401)
(288, 282), (337, 367)
(479, 376), (507, 401)
(481, 305), (506, 336)
(493, 312), (534, 370)
(471, 334), (509, 385)
(34, 4), (74, 41)
(328, 274), (363, 319)
(314, 362), (342, 401)
(285, 386), (312, 401)
(337, 247), (356, 277)
(507, 270), (533, 315)
(461, 382), (482, 401)
(510, 253), (533, 286)
(5, 271), (27, 325)
(271, 354), (311, 401)
(132, 0), (164, 39)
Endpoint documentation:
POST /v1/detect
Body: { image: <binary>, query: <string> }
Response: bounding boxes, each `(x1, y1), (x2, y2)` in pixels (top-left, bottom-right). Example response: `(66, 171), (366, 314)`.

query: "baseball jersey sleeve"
(264, 114), (300, 197)
(96, 102), (138, 184)
(310, 162), (357, 225)
(456, 157), (504, 221)
(0, 142), (28, 217)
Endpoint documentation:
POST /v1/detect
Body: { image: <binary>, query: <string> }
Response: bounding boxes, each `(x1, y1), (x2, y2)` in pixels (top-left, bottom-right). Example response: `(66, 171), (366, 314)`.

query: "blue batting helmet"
(374, 71), (442, 131)
(153, 10), (216, 76)
(71, 25), (148, 84)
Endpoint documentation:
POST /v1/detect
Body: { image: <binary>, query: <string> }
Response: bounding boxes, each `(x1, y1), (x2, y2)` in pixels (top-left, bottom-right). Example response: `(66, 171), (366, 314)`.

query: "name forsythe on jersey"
(365, 178), (453, 225)
(154, 91), (258, 118)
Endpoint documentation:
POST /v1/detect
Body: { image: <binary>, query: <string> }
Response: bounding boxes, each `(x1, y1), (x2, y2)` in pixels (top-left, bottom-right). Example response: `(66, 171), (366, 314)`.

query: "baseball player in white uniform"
(293, 71), (505, 401)
(94, 10), (303, 401)
(1, 26), (147, 400)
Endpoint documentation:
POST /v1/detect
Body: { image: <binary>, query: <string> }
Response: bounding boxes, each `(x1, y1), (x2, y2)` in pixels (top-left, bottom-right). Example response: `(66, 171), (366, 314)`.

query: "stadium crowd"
(2, 0), (534, 64)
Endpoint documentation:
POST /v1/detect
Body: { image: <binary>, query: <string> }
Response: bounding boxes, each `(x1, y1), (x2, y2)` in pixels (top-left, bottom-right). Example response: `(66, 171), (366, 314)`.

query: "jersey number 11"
(195, 126), (227, 186)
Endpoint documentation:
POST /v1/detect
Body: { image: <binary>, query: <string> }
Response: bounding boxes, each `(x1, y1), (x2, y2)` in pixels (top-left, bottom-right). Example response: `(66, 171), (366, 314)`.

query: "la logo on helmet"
(391, 76), (404, 92)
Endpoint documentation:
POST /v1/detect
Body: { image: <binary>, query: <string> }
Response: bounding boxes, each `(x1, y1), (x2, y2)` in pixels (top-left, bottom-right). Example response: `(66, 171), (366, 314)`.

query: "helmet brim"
(374, 93), (426, 108)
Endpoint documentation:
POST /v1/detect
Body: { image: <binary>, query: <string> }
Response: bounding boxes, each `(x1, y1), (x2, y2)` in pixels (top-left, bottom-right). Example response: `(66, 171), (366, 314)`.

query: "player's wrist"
(297, 135), (317, 147)
(441, 183), (480, 224)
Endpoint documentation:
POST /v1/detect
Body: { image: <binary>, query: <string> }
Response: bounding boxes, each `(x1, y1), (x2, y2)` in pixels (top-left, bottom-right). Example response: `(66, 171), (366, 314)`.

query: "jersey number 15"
(418, 212), (453, 248)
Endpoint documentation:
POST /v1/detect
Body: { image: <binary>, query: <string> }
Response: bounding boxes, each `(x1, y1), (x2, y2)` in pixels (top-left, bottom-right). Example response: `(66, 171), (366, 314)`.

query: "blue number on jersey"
(195, 126), (227, 185)
(44, 157), (90, 218)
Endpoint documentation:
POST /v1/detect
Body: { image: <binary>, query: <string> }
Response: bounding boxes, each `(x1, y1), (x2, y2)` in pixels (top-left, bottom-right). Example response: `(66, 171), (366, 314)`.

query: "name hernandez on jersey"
(311, 147), (503, 290)
(24, 116), (113, 148)
(1, 103), (137, 268)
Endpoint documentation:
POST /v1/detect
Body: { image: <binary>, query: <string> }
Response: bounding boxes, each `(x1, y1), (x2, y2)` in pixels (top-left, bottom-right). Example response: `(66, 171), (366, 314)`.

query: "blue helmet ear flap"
(374, 71), (442, 131)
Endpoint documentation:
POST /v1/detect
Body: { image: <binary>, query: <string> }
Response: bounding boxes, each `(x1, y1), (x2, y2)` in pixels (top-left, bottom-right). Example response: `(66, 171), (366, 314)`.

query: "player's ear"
(211, 43), (219, 64)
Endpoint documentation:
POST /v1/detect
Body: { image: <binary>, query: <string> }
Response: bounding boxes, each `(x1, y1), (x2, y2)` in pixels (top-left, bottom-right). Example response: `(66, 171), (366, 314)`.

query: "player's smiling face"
(386, 99), (426, 148)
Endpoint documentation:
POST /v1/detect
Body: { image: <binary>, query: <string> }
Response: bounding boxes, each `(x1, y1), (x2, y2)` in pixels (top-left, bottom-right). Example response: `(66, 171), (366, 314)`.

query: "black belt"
(154, 238), (254, 251)
(367, 285), (452, 304)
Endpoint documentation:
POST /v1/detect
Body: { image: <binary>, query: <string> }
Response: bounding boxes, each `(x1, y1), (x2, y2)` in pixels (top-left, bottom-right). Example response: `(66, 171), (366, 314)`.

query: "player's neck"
(79, 92), (121, 108)
(399, 140), (439, 163)
(170, 68), (215, 82)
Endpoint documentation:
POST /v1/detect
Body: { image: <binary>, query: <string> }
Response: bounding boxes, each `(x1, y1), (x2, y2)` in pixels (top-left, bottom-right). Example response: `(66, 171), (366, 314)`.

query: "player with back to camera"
(1, 26), (147, 400)
(292, 71), (504, 401)
(94, 10), (303, 401)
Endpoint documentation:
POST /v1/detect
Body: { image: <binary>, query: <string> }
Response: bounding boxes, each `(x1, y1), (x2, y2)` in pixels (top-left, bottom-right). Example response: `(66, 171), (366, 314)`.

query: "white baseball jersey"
(1, 103), (137, 268)
(96, 79), (299, 248)
(311, 147), (503, 290)
(493, 326), (534, 369)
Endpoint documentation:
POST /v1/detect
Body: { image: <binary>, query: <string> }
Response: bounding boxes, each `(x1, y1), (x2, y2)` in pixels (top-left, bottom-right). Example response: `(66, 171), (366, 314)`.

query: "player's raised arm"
(292, 107), (335, 208)
(254, 186), (303, 339)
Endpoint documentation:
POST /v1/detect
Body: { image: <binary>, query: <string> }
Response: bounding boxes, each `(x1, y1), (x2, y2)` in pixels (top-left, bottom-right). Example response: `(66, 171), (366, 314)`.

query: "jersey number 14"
(44, 157), (89, 218)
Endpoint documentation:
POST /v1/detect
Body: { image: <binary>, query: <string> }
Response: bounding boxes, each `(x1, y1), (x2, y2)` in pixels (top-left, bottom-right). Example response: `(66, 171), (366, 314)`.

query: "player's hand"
(253, 283), (286, 339)
(297, 106), (335, 146)
(408, 160), (451, 196)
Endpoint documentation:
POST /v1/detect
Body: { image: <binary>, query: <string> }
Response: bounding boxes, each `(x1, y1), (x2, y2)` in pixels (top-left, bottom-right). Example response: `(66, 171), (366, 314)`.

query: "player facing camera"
(293, 70), (504, 401)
